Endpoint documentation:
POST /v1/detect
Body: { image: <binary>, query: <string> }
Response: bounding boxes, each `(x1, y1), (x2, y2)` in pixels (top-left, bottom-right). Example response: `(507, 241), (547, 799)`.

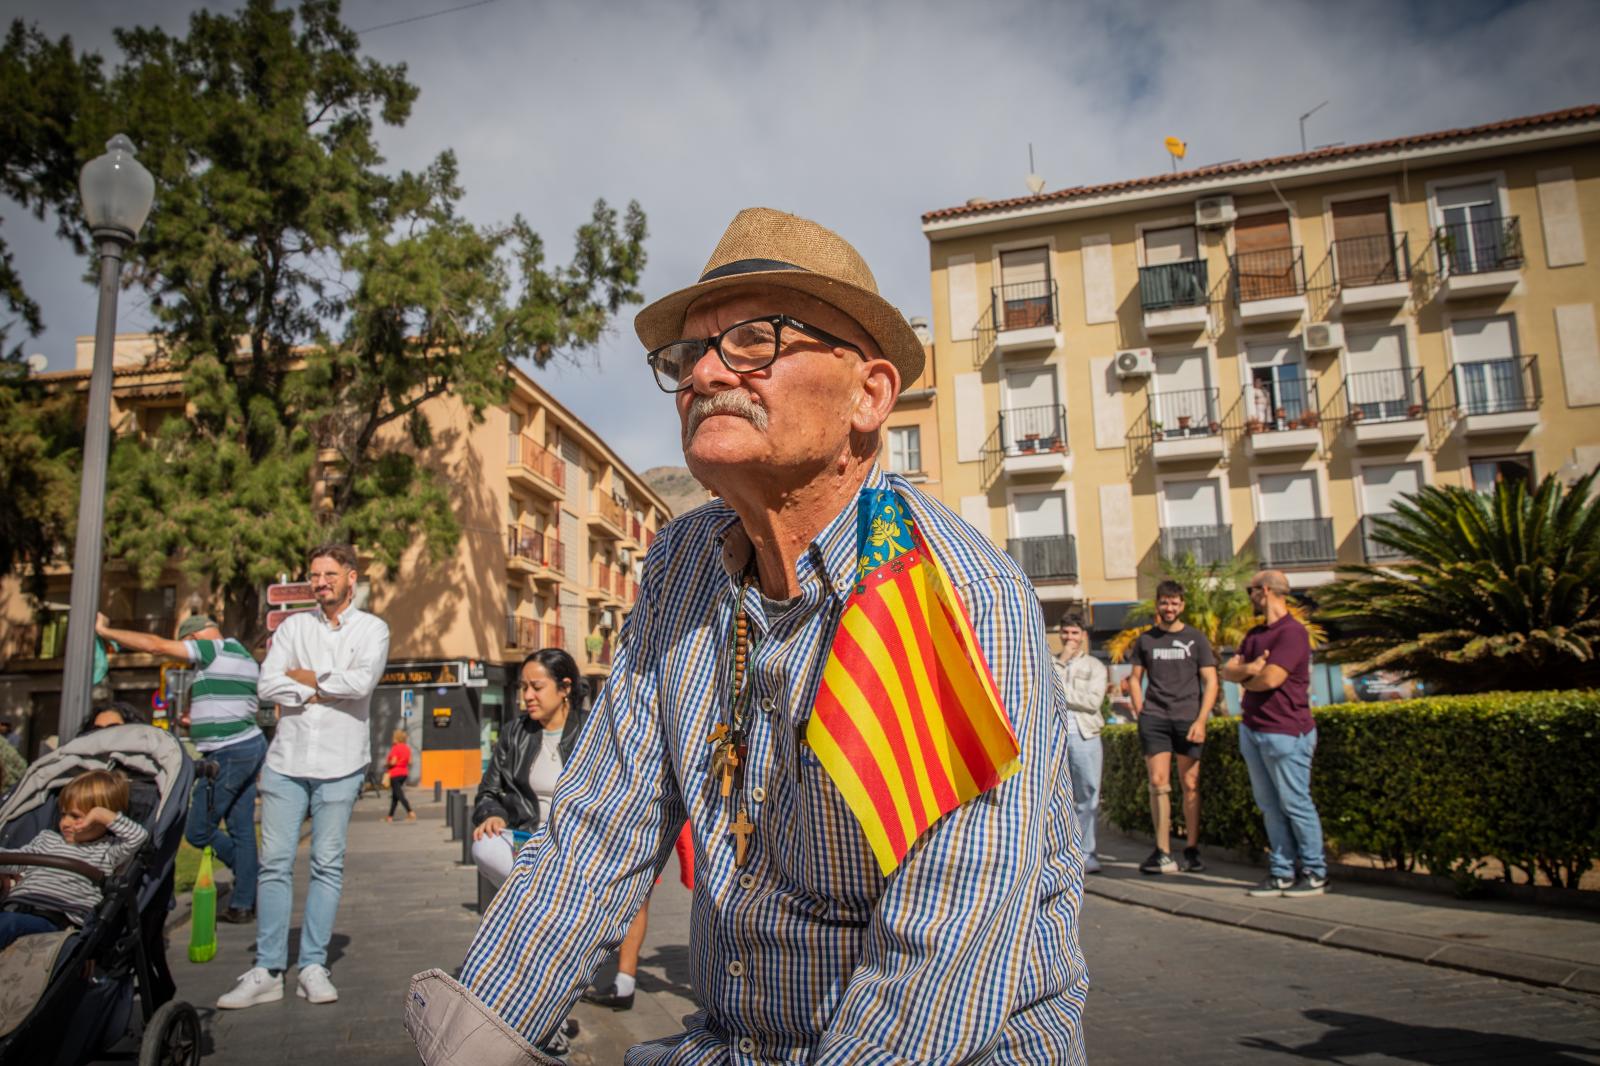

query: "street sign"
(465, 660), (488, 688)
(379, 661), (469, 688)
(267, 582), (316, 606)
(266, 605), (318, 632)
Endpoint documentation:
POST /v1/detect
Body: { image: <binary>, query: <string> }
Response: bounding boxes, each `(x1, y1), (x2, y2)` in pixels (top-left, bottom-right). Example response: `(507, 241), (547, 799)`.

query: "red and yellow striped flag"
(807, 490), (1020, 875)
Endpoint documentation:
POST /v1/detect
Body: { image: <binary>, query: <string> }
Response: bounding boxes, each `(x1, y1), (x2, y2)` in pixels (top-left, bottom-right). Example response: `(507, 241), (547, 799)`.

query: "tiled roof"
(922, 104), (1600, 224)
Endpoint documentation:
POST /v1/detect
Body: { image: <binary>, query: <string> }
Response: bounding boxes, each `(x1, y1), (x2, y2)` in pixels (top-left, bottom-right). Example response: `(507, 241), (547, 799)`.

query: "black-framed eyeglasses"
(645, 314), (865, 394)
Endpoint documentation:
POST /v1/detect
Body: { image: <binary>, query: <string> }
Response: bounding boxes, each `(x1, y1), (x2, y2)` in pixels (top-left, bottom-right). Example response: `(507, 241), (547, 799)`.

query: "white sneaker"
(1083, 854), (1103, 874)
(217, 967), (283, 1009)
(297, 964), (339, 1004)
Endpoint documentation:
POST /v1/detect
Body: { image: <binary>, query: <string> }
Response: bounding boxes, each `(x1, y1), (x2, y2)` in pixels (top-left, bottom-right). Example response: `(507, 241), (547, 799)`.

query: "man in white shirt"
(217, 543), (390, 1010)
(1054, 614), (1109, 873)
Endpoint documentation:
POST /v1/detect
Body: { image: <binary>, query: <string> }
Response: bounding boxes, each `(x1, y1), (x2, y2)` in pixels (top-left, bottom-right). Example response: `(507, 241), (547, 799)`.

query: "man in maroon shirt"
(1221, 569), (1327, 898)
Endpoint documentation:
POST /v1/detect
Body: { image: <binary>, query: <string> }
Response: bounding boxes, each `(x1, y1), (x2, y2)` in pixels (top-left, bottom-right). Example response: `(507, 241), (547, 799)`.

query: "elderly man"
(443, 209), (1088, 1063)
(1223, 569), (1326, 898)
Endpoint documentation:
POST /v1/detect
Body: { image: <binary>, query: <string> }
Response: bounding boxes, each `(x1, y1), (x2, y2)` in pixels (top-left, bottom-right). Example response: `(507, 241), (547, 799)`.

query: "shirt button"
(751, 786), (767, 803)
(727, 959), (745, 977)
(737, 1037), (756, 1055)
(760, 696), (775, 714)
(739, 873), (756, 889)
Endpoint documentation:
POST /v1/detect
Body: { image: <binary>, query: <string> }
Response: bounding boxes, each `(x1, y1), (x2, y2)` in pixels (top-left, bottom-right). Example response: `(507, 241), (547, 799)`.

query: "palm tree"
(1107, 551), (1324, 663)
(1317, 470), (1600, 693)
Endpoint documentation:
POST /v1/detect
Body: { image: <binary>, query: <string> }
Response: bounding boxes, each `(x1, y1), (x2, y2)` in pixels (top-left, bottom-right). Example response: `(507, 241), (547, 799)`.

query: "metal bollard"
(433, 781), (442, 803)
(446, 790), (461, 838)
(461, 818), (474, 866)
(451, 791), (468, 842)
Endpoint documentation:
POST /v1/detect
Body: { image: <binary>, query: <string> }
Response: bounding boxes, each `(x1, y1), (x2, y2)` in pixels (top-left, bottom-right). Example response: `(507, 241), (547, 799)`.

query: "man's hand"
(473, 816), (507, 842)
(95, 611), (111, 637)
(1243, 648), (1271, 678)
(1186, 716), (1209, 744)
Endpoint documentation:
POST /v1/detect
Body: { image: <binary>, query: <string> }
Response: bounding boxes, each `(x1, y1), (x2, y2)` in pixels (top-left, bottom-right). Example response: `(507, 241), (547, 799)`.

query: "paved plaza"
(124, 796), (1600, 1064)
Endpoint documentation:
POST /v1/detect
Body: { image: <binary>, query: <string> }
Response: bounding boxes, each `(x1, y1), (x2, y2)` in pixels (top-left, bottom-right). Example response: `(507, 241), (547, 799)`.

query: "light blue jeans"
(255, 765), (363, 971)
(1065, 727), (1102, 859)
(1238, 724), (1326, 879)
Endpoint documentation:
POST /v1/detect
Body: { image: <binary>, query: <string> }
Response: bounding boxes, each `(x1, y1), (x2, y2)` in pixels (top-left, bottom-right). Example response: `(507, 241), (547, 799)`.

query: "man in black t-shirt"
(1127, 579), (1218, 875)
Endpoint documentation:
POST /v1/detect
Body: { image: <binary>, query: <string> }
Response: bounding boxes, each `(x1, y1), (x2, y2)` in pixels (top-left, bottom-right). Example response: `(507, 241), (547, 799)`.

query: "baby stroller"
(0, 723), (199, 1066)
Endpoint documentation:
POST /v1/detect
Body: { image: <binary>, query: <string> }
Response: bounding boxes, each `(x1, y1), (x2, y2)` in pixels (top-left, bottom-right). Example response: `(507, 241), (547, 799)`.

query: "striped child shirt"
(0, 812), (150, 925)
(184, 638), (262, 752)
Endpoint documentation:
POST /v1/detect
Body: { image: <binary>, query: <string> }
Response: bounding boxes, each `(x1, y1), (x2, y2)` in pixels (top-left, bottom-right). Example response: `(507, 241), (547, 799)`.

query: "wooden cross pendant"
(729, 808), (755, 867)
(718, 744), (741, 798)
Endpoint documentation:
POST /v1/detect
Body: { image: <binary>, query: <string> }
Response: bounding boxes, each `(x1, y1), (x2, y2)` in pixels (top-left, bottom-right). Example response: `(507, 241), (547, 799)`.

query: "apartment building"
(912, 105), (1600, 640)
(0, 334), (670, 786)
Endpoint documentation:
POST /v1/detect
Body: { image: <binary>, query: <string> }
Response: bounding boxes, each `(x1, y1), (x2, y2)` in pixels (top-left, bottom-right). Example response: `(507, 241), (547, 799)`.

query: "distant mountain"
(643, 466), (712, 518)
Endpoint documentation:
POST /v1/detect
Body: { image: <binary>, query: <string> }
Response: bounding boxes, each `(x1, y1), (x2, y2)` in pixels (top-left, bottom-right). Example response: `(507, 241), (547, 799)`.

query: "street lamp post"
(58, 134), (155, 740)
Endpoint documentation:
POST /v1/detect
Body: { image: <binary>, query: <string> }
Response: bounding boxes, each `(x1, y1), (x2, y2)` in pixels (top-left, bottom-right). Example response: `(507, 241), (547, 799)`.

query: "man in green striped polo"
(96, 611), (265, 923)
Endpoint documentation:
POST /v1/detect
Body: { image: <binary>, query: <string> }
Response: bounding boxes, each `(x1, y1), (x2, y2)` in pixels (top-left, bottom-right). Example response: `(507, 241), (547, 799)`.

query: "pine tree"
(2, 1), (648, 643)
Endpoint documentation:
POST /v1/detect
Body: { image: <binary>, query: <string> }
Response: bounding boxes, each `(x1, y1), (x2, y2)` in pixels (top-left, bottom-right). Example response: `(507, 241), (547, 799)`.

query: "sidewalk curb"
(1083, 875), (1600, 995)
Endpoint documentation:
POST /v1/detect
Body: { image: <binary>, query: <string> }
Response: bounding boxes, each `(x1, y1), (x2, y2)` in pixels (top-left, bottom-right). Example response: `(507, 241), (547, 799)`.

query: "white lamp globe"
(78, 133), (155, 240)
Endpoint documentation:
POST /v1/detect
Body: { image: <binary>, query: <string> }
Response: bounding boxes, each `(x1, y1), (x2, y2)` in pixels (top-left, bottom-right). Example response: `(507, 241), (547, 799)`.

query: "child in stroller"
(0, 768), (150, 948)
(0, 723), (200, 1066)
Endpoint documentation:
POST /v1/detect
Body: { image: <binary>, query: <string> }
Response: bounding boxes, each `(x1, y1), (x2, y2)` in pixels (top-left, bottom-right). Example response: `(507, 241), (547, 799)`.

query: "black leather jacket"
(471, 709), (584, 832)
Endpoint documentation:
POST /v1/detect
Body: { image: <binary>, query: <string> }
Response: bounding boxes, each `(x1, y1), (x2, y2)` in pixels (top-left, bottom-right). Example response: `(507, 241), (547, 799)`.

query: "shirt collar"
(716, 465), (891, 610)
(313, 604), (364, 631)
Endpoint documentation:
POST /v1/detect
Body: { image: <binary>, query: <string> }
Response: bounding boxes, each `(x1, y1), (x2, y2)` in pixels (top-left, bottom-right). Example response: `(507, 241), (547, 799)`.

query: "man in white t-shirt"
(217, 543), (389, 1010)
(97, 611), (265, 922)
(1053, 613), (1109, 873)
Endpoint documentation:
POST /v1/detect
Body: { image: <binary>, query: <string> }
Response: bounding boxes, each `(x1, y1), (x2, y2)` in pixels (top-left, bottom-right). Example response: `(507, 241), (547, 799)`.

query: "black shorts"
(1138, 714), (1204, 759)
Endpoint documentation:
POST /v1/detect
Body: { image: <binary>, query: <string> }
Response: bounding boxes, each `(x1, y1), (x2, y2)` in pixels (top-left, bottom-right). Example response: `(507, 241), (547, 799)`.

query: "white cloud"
(8, 0), (1599, 469)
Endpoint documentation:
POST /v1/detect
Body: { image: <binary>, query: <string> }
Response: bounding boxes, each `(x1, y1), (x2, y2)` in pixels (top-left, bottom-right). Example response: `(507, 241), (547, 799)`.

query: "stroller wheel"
(139, 1000), (202, 1066)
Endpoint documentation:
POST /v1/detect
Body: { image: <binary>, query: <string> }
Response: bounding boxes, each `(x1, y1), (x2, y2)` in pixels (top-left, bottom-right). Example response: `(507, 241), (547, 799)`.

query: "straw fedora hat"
(634, 207), (925, 385)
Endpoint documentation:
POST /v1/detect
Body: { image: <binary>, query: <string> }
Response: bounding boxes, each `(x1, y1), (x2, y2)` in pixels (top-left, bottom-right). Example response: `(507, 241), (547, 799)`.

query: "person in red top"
(1221, 569), (1326, 898)
(385, 729), (415, 823)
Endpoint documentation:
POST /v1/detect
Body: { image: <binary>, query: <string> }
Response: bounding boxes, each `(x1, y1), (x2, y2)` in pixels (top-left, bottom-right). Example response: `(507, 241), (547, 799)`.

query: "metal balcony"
(1256, 517), (1337, 567)
(1329, 233), (1412, 312)
(1243, 378), (1322, 456)
(1140, 259), (1211, 334)
(1005, 535), (1078, 582)
(1160, 524), (1233, 566)
(1435, 216), (1523, 298)
(1361, 515), (1409, 563)
(982, 404), (1070, 480)
(1452, 355), (1541, 435)
(1142, 387), (1225, 464)
(1230, 246), (1307, 322)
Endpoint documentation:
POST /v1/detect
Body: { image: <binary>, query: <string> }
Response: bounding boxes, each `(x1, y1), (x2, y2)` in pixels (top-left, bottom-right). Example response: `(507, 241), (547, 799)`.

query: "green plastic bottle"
(188, 846), (217, 963)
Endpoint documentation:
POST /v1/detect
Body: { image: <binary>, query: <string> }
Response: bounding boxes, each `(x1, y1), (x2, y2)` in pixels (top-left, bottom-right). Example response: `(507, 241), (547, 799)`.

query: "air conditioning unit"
(1114, 348), (1155, 378)
(1303, 321), (1345, 353)
(1195, 195), (1236, 229)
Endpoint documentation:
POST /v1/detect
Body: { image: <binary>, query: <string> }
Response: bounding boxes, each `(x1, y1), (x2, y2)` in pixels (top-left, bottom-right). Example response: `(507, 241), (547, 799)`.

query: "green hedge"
(1100, 691), (1600, 890)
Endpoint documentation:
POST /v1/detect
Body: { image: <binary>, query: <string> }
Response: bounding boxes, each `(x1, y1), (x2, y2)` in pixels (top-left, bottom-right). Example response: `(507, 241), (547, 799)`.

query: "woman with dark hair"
(469, 648), (586, 887)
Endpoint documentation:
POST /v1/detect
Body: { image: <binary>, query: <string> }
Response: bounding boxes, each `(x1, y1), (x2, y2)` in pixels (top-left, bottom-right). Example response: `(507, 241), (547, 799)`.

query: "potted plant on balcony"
(1245, 417), (1263, 435)
(1150, 420), (1165, 441)
(1407, 402), (1425, 419)
(1301, 411), (1320, 429)
(1177, 414), (1192, 431)
(1349, 407), (1366, 423)
(1207, 420), (1221, 434)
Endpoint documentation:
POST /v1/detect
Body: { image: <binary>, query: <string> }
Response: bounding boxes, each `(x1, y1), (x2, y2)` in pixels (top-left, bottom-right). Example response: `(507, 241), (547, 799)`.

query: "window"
(1361, 462), (1424, 516)
(1002, 366), (1064, 449)
(997, 247), (1052, 329)
(1437, 181), (1507, 274)
(887, 426), (922, 474)
(1331, 197), (1398, 285)
(1450, 316), (1525, 415)
(1258, 471), (1322, 521)
(1152, 348), (1214, 434)
(1245, 339), (1308, 429)
(1345, 327), (1416, 421)
(1008, 490), (1074, 580)
(1470, 454), (1534, 495)
(1160, 478), (1228, 565)
(1140, 225), (1206, 309)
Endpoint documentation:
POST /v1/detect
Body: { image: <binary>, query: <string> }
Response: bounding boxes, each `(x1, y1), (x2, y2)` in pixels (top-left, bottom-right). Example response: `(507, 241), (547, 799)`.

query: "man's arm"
(95, 613), (193, 662)
(1127, 664), (1145, 717)
(816, 575), (1087, 1062)
(308, 618), (390, 702)
(1241, 664), (1290, 692)
(256, 624), (316, 706)
(1197, 665), (1219, 717)
(457, 559), (676, 1046)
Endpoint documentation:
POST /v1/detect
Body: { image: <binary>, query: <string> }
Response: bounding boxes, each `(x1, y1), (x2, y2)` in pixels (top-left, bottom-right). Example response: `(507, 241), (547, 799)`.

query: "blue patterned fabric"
(459, 467), (1088, 1064)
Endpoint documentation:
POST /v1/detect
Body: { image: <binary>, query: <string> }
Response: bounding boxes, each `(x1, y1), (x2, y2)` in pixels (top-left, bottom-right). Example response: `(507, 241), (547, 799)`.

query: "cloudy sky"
(8, 0), (1600, 473)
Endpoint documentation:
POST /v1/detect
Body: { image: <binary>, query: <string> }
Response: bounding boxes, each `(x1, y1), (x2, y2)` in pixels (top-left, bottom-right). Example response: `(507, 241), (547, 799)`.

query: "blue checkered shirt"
(460, 468), (1088, 1063)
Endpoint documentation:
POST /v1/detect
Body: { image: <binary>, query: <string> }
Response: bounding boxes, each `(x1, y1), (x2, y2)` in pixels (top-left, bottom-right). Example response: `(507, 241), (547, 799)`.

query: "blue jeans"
(0, 910), (60, 949)
(1065, 727), (1102, 858)
(255, 765), (363, 971)
(185, 733), (267, 910)
(1238, 724), (1326, 879)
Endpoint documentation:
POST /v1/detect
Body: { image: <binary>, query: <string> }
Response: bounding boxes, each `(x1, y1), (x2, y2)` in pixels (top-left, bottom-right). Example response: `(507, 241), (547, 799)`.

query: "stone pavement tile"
(1564, 967), (1600, 995)
(1427, 943), (1583, 986)
(1167, 896), (1255, 926)
(1320, 923), (1456, 963)
(1236, 908), (1338, 942)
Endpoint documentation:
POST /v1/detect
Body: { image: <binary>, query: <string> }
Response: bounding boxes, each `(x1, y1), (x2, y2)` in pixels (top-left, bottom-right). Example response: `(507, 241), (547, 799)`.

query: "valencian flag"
(807, 490), (1021, 875)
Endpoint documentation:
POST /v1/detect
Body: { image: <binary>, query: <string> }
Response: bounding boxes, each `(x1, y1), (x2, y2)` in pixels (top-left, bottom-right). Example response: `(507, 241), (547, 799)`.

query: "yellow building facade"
(909, 105), (1600, 637)
(0, 335), (669, 786)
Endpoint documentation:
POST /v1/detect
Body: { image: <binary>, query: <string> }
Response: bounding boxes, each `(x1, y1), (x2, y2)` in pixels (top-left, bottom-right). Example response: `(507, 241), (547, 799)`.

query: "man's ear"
(850, 359), (900, 434)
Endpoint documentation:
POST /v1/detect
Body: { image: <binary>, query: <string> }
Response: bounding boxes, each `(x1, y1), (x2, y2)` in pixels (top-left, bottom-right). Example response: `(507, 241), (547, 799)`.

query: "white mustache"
(684, 391), (769, 444)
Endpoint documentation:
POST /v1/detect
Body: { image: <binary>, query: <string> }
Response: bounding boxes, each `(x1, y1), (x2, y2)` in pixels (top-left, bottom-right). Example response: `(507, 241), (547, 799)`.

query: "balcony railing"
(1160, 524), (1233, 566)
(1256, 517), (1337, 566)
(1436, 216), (1523, 276)
(992, 279), (1059, 331)
(593, 493), (626, 531)
(505, 615), (540, 651)
(1149, 387), (1221, 438)
(1243, 377), (1320, 432)
(1345, 367), (1426, 423)
(545, 622), (566, 650)
(1139, 259), (1209, 311)
(1361, 515), (1409, 562)
(507, 433), (565, 488)
(508, 525), (563, 572)
(1004, 535), (1078, 582)
(1453, 355), (1540, 416)
(993, 404), (1068, 457)
(1231, 246), (1306, 303)
(590, 636), (614, 667)
(1331, 232), (1410, 288)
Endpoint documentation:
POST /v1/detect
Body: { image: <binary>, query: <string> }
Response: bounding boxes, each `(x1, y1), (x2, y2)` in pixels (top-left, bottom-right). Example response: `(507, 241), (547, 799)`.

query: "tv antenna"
(1025, 144), (1045, 195)
(1299, 100), (1329, 153)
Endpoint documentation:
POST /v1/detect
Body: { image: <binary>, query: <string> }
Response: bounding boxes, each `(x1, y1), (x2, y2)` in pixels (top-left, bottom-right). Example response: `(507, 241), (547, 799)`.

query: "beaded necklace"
(707, 574), (756, 866)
